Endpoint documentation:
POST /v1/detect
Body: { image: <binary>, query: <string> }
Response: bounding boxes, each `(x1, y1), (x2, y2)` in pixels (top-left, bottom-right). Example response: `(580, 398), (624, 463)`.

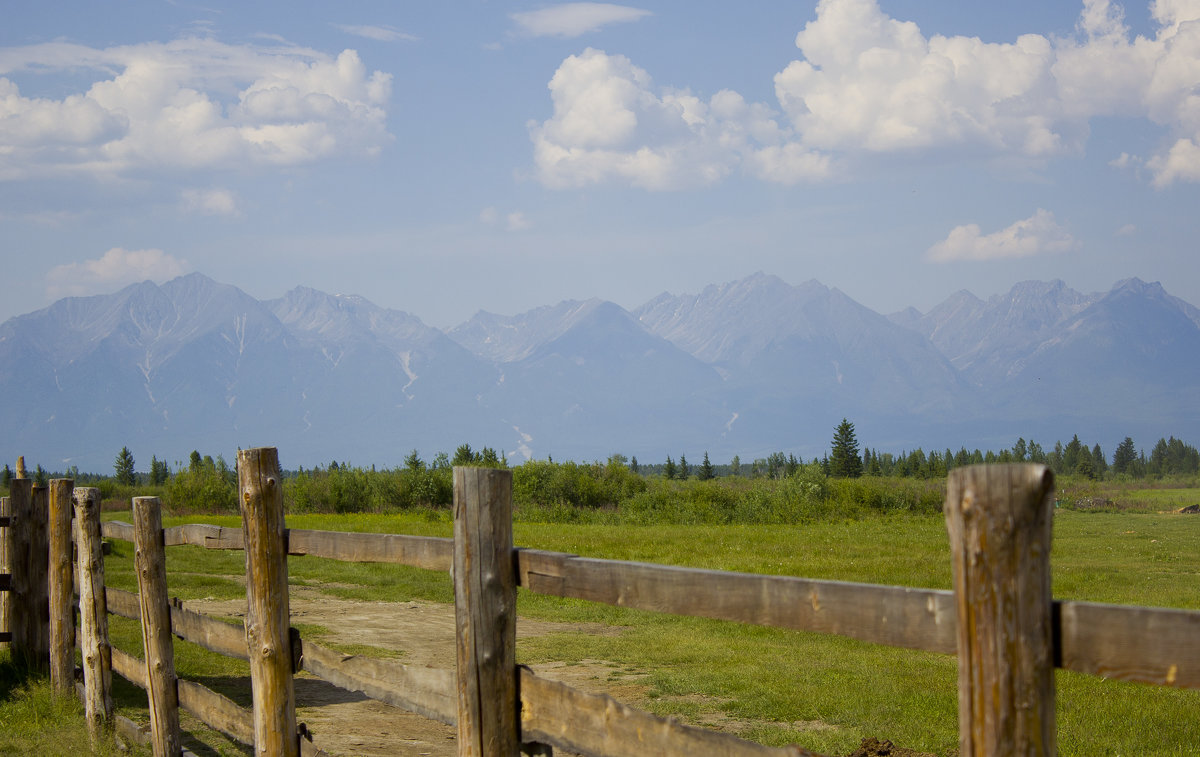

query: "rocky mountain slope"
(2, 272), (1197, 471)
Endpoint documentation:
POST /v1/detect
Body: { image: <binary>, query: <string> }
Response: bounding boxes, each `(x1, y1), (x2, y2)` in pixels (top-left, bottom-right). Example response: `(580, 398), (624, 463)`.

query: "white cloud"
(181, 188), (239, 216)
(0, 38), (392, 181)
(530, 0), (1200, 188)
(1116, 222), (1137, 235)
(775, 0), (1069, 155)
(45, 248), (190, 299)
(506, 212), (531, 231)
(512, 3), (651, 38)
(927, 209), (1080, 262)
(333, 24), (418, 43)
(530, 48), (827, 189)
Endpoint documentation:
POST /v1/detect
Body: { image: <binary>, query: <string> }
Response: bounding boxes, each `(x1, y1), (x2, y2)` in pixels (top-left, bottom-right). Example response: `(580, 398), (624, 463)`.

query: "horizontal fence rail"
(99, 520), (1200, 691)
(4, 458), (1196, 756)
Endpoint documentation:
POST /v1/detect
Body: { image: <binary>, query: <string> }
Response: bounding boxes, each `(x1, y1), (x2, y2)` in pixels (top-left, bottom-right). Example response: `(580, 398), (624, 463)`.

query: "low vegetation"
(2, 424), (1198, 754)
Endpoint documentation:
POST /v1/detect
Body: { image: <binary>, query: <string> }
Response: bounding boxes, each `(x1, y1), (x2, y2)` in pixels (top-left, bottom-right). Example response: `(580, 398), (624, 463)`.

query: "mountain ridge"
(3, 272), (1198, 471)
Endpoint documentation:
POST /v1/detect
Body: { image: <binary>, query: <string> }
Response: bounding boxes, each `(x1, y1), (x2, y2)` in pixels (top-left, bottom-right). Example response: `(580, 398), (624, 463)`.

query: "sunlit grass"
(63, 505), (1200, 755)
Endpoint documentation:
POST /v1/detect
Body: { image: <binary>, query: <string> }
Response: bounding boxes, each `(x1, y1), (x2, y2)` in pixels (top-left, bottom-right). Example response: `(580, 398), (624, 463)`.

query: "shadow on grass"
(0, 649), (39, 701)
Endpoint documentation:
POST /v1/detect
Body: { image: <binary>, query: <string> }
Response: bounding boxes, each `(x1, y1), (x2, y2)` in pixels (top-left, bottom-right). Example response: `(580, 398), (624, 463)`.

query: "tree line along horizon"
(3, 419), (1197, 503)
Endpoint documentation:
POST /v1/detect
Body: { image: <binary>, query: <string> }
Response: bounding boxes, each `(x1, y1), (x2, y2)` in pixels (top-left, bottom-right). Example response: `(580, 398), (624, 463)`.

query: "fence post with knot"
(944, 463), (1056, 757)
(238, 447), (298, 757)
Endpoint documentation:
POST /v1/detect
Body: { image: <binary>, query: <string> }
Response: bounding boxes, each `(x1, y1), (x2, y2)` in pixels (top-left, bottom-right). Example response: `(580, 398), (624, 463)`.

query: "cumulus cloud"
(530, 48), (827, 189)
(333, 24), (418, 42)
(181, 188), (239, 216)
(512, 3), (651, 38)
(0, 37), (392, 181)
(926, 209), (1079, 262)
(45, 247), (190, 299)
(506, 211), (531, 231)
(531, 0), (1200, 188)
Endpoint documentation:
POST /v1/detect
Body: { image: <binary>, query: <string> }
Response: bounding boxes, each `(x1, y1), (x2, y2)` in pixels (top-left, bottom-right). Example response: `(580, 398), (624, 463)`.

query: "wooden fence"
(1, 451), (1198, 756)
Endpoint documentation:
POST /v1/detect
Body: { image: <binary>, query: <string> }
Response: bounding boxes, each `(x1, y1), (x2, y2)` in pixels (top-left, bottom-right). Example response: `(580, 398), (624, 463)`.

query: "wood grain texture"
(28, 485), (49, 668)
(454, 466), (519, 757)
(0, 496), (9, 651)
(945, 464), (1056, 757)
(48, 479), (74, 694)
(134, 497), (183, 757)
(166, 523), (246, 550)
(1058, 600), (1200, 688)
(8, 481), (31, 664)
(112, 644), (148, 688)
(286, 528), (452, 570)
(238, 447), (298, 757)
(171, 597), (249, 660)
(519, 668), (823, 757)
(301, 639), (456, 725)
(74, 487), (113, 736)
(178, 678), (255, 745)
(518, 549), (958, 654)
(101, 520), (135, 543)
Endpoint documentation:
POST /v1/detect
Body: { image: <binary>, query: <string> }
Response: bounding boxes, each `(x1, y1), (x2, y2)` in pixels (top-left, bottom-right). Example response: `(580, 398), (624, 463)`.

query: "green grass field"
(3, 507), (1198, 755)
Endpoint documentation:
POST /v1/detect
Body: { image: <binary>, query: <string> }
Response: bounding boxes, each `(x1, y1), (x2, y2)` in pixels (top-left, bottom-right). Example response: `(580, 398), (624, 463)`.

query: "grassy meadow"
(3, 481), (1199, 755)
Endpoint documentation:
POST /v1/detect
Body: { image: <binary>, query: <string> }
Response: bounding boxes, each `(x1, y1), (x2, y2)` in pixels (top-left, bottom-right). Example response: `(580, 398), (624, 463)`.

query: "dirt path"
(183, 586), (632, 756)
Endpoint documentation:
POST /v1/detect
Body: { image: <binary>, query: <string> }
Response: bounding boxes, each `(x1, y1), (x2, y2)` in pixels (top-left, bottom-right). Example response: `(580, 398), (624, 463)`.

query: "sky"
(2, 0), (1199, 328)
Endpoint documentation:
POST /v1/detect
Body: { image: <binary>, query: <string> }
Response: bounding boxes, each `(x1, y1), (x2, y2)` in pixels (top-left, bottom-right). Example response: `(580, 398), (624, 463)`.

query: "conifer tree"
(114, 446), (136, 485)
(829, 418), (863, 478)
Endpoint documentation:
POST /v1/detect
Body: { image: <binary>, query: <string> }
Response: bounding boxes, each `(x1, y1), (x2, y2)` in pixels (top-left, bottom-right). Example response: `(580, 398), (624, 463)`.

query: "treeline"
(1, 427), (1196, 521)
(856, 434), (1200, 480)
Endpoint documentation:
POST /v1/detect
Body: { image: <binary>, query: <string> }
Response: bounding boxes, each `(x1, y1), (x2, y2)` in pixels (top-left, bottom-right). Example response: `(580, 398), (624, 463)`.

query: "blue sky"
(3, 0), (1199, 328)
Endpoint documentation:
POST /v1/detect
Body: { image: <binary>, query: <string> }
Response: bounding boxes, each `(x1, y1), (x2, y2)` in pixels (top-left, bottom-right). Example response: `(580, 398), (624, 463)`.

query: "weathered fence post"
(9, 478), (33, 667)
(453, 466), (519, 757)
(74, 487), (113, 738)
(49, 478), (75, 695)
(29, 483), (50, 668)
(134, 496), (183, 756)
(944, 463), (1056, 757)
(238, 447), (298, 757)
(0, 495), (11, 649)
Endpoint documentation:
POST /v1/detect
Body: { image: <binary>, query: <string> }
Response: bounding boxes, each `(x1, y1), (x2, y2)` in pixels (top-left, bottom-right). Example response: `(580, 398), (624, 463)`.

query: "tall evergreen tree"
(452, 443), (478, 466)
(1111, 436), (1137, 475)
(404, 449), (425, 471)
(114, 446), (136, 485)
(698, 452), (715, 480)
(1012, 437), (1028, 462)
(149, 455), (169, 485)
(1091, 443), (1107, 476)
(663, 455), (676, 480)
(829, 418), (863, 478)
(678, 454), (690, 480)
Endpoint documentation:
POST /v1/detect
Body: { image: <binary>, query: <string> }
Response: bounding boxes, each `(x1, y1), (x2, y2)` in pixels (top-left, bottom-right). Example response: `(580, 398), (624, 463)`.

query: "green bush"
(513, 457), (646, 511)
(283, 465), (452, 514)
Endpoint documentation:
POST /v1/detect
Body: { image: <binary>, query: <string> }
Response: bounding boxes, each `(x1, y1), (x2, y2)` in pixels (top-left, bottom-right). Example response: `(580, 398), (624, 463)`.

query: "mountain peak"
(1109, 277), (1164, 298)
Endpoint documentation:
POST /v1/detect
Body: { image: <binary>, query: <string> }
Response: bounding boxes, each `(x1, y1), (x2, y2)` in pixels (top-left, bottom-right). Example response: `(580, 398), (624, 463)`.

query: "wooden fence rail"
(1, 454), (1198, 756)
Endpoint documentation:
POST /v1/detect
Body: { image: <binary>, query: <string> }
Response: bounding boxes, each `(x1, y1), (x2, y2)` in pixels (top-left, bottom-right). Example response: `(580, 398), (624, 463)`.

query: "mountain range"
(2, 272), (1197, 472)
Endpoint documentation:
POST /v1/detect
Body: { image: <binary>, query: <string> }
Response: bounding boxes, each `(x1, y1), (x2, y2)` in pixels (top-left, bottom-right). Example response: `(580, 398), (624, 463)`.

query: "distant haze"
(1, 272), (1197, 473)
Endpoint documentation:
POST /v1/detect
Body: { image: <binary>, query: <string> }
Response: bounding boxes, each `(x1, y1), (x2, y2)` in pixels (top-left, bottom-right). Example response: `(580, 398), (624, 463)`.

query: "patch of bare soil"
(183, 586), (632, 756)
(180, 587), (932, 756)
(847, 737), (945, 757)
